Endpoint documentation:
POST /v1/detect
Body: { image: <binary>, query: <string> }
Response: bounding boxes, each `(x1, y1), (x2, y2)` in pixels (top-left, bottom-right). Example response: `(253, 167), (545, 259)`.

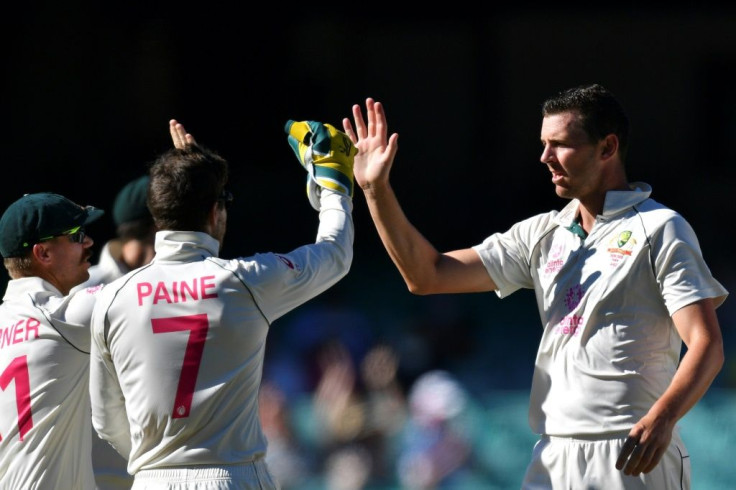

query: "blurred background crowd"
(254, 267), (736, 489)
(3, 5), (735, 489)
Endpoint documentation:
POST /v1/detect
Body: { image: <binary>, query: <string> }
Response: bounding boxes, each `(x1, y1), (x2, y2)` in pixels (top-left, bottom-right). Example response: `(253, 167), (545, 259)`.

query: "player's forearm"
(362, 183), (443, 295)
(648, 336), (723, 424)
(315, 190), (354, 271)
(650, 299), (726, 422)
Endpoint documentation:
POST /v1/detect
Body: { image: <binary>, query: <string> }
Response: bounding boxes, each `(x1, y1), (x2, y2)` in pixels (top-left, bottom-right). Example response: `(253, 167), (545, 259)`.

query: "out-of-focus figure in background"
(397, 370), (473, 490)
(74, 174), (156, 294)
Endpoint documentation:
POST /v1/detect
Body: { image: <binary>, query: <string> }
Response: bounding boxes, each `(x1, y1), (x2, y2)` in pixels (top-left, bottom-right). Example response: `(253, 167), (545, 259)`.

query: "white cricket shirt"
(90, 190), (353, 475)
(0, 277), (98, 489)
(473, 182), (728, 437)
(73, 239), (136, 490)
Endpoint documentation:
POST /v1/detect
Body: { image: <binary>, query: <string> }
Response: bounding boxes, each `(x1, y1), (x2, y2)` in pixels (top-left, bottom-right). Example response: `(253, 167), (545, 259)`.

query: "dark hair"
(116, 215), (156, 242)
(542, 84), (630, 161)
(147, 144), (229, 231)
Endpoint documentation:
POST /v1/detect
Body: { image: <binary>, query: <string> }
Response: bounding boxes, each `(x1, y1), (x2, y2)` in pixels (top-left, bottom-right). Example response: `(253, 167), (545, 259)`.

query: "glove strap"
(313, 166), (354, 196)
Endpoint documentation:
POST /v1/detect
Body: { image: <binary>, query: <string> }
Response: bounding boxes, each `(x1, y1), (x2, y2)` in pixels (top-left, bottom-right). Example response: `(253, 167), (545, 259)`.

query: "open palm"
(342, 98), (399, 191)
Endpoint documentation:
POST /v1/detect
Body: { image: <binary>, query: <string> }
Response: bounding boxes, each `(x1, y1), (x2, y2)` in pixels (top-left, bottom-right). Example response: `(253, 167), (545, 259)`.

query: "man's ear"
(600, 134), (619, 160)
(32, 242), (53, 264)
(205, 202), (220, 234)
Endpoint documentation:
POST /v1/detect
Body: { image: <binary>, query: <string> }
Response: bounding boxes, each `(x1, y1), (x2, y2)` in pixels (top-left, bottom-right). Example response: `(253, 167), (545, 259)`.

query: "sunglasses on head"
(39, 225), (86, 244)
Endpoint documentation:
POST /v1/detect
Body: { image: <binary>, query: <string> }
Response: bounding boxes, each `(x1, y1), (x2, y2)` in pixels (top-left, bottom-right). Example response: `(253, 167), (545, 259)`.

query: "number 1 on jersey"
(151, 314), (210, 418)
(0, 355), (33, 441)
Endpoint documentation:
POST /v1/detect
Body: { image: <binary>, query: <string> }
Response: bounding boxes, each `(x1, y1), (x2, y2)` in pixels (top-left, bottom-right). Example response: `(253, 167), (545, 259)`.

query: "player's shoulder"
(633, 196), (679, 216)
(92, 263), (152, 303)
(633, 197), (690, 229)
(631, 197), (703, 249)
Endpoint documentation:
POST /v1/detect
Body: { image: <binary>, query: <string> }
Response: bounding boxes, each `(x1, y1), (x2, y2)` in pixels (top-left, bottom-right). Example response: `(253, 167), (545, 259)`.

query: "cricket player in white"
(342, 88), (727, 489)
(73, 174), (155, 490)
(0, 192), (105, 490)
(90, 119), (356, 489)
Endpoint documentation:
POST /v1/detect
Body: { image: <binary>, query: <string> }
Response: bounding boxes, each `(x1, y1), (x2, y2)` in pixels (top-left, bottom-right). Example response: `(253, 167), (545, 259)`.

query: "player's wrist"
(361, 180), (392, 200)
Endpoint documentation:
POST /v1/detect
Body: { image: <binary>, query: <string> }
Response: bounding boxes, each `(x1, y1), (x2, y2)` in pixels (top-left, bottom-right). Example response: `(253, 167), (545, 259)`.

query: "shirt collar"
(601, 181), (651, 216)
(2, 276), (63, 303)
(554, 181), (652, 229)
(153, 230), (220, 261)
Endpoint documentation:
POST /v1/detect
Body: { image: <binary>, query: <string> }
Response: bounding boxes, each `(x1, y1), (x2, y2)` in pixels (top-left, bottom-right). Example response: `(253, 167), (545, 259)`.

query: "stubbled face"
(540, 112), (603, 202)
(41, 233), (95, 294)
(213, 204), (228, 248)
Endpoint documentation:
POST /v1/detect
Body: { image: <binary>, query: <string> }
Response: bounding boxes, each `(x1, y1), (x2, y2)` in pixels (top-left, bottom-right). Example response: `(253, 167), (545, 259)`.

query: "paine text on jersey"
(137, 275), (219, 306)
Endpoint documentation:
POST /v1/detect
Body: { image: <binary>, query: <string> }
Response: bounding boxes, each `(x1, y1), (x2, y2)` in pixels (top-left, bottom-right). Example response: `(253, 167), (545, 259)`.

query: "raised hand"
(169, 119), (196, 149)
(342, 98), (399, 194)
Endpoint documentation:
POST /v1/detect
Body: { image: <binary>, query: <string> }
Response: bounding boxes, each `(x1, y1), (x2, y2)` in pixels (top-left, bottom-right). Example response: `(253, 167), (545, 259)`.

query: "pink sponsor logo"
(544, 243), (566, 274)
(554, 314), (583, 336)
(553, 285), (585, 336)
(85, 284), (104, 294)
(550, 243), (564, 259)
(544, 259), (564, 274)
(565, 285), (584, 310)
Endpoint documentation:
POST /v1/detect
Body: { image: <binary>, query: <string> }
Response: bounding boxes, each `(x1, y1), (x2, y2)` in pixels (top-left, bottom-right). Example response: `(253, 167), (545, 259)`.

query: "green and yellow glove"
(285, 120), (358, 211)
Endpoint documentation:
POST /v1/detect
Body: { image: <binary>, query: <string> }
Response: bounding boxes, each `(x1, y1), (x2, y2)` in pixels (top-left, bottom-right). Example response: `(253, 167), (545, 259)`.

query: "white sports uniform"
(473, 183), (727, 489)
(0, 277), (99, 490)
(74, 240), (136, 490)
(77, 240), (135, 292)
(90, 190), (353, 489)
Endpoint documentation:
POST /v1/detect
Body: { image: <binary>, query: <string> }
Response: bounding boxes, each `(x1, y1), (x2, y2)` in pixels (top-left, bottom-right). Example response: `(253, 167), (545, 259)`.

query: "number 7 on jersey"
(151, 314), (209, 418)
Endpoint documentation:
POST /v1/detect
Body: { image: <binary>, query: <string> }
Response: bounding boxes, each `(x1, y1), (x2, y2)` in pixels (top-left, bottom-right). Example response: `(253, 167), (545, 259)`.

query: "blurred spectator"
(264, 297), (375, 402)
(397, 370), (473, 490)
(313, 339), (367, 446)
(259, 381), (314, 489)
(324, 444), (373, 490)
(359, 343), (408, 481)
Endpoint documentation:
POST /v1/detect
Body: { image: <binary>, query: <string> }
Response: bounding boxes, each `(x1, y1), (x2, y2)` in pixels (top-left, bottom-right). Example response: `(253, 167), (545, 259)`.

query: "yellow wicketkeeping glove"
(285, 120), (357, 210)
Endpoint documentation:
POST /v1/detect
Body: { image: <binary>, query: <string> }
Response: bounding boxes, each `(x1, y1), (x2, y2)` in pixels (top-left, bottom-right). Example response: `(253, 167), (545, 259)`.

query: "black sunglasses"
(39, 226), (86, 244)
(217, 189), (234, 209)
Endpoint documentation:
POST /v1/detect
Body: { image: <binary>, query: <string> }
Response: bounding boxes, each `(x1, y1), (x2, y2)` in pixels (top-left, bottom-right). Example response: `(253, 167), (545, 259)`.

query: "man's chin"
(555, 186), (573, 199)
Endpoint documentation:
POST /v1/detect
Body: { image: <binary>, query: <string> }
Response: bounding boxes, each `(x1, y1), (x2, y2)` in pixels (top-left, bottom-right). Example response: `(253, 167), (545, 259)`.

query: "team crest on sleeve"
(276, 254), (301, 272)
(607, 230), (637, 267)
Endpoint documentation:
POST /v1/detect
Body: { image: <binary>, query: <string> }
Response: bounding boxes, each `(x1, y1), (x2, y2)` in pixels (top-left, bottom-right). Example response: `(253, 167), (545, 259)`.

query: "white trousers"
(522, 431), (690, 490)
(131, 460), (279, 490)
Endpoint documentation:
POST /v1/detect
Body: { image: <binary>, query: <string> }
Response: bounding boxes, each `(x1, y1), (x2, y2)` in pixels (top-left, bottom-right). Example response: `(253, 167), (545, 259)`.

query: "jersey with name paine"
(90, 191), (353, 475)
(473, 182), (728, 437)
(0, 277), (98, 489)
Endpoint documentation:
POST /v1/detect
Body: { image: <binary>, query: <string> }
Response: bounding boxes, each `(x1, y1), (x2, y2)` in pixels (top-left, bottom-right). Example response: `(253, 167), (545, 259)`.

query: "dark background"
(2, 6), (735, 388)
(3, 6), (736, 488)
